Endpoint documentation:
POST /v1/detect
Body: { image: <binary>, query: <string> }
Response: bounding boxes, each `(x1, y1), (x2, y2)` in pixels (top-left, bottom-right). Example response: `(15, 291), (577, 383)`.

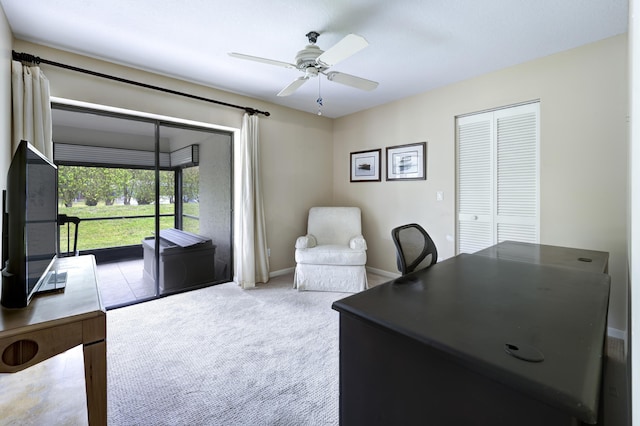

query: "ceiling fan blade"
(325, 71), (378, 91)
(228, 52), (297, 69)
(277, 76), (309, 96)
(316, 34), (369, 67)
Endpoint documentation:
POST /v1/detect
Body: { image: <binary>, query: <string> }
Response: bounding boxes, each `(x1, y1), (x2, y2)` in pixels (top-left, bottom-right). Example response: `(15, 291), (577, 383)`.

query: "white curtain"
(11, 60), (53, 159)
(235, 113), (269, 288)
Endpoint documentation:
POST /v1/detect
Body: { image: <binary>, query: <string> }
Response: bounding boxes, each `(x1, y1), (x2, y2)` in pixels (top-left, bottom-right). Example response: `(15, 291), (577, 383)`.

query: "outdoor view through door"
(52, 105), (232, 309)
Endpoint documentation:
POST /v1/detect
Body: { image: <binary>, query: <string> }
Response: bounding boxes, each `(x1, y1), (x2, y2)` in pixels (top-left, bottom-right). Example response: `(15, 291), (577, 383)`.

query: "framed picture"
(386, 142), (427, 181)
(350, 149), (381, 182)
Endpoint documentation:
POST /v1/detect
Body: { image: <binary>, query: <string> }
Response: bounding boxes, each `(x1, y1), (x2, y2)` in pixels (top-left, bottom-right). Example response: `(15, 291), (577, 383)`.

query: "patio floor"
(95, 258), (154, 308)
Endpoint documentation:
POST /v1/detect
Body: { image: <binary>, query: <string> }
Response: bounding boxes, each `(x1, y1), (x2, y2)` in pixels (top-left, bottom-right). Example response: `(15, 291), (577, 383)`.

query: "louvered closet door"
(456, 112), (494, 253)
(456, 103), (539, 254)
(494, 104), (539, 242)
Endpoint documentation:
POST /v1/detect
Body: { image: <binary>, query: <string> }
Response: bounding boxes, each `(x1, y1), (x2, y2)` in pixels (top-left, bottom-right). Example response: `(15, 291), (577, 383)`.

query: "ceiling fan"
(229, 31), (378, 97)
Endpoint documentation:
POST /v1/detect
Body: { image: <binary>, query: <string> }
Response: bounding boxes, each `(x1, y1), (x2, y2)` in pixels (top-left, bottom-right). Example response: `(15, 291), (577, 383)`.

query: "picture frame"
(386, 142), (427, 181)
(350, 149), (381, 182)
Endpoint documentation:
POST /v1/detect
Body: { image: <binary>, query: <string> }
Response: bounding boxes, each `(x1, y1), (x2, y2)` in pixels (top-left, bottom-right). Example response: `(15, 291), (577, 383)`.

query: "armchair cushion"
(295, 244), (367, 266)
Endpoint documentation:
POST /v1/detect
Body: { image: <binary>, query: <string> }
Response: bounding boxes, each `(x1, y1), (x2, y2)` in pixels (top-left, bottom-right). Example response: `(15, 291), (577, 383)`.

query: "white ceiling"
(0, 0), (629, 118)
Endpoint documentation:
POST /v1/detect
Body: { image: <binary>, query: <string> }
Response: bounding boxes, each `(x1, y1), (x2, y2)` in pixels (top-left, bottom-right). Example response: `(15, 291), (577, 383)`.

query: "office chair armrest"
(295, 234), (317, 249)
(350, 235), (367, 250)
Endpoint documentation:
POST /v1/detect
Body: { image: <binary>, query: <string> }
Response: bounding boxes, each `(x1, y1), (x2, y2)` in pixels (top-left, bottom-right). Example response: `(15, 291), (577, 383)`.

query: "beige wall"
(334, 34), (629, 332)
(11, 39), (335, 274)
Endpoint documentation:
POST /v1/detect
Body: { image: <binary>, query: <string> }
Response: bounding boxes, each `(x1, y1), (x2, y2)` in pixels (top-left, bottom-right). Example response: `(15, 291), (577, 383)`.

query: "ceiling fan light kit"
(229, 31), (379, 104)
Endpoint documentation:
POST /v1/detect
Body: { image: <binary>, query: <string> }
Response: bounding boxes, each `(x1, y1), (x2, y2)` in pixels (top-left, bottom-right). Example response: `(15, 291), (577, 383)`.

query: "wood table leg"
(83, 340), (107, 426)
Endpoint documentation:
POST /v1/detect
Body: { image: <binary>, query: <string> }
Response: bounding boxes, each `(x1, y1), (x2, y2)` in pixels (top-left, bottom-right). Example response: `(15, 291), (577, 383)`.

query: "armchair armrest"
(350, 235), (367, 250)
(295, 234), (317, 249)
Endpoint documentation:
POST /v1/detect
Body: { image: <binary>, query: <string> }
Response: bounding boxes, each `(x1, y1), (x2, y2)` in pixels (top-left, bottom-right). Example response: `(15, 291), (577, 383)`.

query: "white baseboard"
(269, 267), (295, 278)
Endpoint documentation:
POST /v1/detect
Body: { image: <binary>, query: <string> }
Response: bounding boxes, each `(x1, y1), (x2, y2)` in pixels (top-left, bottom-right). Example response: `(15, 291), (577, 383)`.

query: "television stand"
(0, 255), (106, 425)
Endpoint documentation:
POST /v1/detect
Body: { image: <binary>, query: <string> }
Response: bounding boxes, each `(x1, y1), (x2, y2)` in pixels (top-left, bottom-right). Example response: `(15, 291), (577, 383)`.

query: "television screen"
(1, 140), (58, 308)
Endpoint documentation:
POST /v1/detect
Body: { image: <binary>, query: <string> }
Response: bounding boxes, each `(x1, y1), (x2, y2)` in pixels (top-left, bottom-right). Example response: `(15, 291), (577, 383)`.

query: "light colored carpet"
(106, 274), (356, 425)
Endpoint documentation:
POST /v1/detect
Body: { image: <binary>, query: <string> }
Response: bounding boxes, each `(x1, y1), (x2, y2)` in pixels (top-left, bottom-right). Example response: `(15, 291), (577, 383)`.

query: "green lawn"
(58, 202), (199, 251)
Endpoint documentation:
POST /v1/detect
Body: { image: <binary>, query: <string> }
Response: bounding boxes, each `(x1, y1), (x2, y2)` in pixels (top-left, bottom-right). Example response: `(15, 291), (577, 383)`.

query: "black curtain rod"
(12, 50), (270, 117)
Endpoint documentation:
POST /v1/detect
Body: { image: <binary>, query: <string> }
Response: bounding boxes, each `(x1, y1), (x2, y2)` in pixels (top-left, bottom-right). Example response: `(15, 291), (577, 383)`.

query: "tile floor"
(95, 258), (154, 308)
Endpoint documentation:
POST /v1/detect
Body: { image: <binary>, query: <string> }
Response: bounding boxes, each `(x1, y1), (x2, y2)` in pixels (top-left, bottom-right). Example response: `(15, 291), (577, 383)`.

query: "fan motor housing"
(295, 44), (326, 71)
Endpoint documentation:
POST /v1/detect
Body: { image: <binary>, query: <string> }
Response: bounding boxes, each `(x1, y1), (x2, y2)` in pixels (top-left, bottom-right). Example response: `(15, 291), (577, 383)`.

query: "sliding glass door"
(52, 105), (233, 308)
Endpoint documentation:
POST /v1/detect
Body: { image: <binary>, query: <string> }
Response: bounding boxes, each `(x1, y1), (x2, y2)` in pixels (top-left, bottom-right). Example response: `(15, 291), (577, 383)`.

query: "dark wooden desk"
(474, 240), (609, 273)
(332, 251), (610, 425)
(0, 255), (106, 425)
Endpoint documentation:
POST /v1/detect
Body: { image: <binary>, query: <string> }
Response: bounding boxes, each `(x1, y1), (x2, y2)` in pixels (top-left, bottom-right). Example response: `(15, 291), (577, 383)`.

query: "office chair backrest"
(391, 223), (438, 275)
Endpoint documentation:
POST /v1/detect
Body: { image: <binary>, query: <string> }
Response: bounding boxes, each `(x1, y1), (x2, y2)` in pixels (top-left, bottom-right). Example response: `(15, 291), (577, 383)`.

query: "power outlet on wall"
(267, 248), (271, 257)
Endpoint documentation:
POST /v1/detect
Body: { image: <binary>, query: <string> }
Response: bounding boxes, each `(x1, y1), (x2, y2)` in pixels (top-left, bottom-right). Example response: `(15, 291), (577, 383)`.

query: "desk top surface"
(0, 255), (105, 337)
(332, 253), (610, 423)
(474, 240), (609, 273)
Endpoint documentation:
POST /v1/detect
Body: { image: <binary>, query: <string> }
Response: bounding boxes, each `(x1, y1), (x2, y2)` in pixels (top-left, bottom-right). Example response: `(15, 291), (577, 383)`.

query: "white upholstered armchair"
(293, 207), (368, 292)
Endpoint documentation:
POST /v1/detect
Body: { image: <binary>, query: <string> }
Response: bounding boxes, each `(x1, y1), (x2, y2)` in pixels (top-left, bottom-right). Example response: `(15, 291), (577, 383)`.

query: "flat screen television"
(1, 140), (59, 308)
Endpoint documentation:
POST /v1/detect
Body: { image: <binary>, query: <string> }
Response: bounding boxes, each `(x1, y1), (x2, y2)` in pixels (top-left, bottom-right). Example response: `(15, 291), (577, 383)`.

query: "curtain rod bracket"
(12, 50), (270, 117)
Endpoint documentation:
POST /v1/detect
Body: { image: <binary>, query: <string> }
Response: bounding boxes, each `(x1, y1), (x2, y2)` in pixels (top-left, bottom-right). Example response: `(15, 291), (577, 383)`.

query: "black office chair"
(391, 223), (438, 275)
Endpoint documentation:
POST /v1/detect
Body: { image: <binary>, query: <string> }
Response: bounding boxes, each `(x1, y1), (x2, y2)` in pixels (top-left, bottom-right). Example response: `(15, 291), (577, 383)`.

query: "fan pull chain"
(316, 77), (323, 116)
